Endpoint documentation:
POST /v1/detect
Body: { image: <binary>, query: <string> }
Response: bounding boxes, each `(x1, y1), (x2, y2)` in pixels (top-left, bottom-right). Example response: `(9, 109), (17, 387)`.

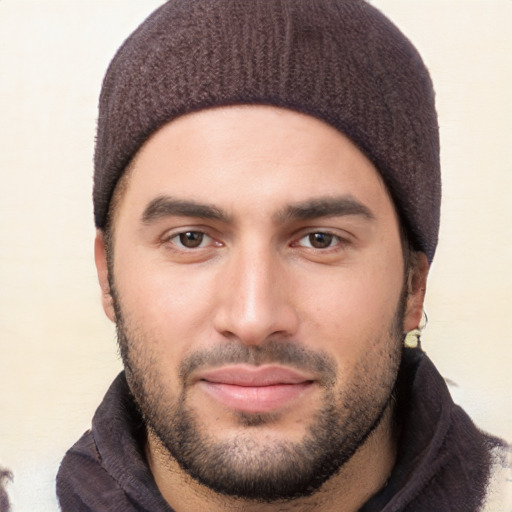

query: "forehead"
(112, 105), (396, 225)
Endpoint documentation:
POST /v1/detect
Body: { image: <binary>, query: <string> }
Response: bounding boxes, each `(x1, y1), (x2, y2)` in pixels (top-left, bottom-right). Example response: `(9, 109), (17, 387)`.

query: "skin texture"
(95, 106), (428, 512)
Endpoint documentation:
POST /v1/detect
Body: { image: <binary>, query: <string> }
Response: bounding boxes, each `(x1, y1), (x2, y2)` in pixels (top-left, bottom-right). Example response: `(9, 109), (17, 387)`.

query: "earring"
(404, 311), (428, 349)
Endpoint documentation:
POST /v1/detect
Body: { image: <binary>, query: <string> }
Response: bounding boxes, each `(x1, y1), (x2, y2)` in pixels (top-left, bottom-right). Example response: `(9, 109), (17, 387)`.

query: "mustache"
(179, 339), (337, 387)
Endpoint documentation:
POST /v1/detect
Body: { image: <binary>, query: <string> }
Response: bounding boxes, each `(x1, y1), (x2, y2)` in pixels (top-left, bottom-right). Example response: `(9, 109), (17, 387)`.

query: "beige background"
(0, 1), (511, 510)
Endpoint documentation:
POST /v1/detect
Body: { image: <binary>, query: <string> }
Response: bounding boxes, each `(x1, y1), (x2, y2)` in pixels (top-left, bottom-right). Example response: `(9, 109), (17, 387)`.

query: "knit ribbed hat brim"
(94, 0), (440, 262)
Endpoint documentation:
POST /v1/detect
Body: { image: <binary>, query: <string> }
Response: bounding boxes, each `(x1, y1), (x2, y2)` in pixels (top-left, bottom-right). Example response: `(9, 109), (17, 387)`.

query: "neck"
(146, 402), (397, 512)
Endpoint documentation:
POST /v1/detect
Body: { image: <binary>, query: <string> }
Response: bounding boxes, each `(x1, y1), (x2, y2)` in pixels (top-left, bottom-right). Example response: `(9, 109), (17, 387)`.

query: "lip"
(195, 365), (315, 413)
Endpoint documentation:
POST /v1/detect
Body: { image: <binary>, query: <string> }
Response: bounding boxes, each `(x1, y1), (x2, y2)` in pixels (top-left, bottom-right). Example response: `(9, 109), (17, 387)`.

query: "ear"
(403, 252), (429, 333)
(94, 230), (116, 323)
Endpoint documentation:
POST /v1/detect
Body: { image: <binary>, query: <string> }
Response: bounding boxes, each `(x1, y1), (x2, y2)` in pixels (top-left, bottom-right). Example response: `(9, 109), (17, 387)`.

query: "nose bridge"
(214, 237), (298, 345)
(238, 243), (276, 317)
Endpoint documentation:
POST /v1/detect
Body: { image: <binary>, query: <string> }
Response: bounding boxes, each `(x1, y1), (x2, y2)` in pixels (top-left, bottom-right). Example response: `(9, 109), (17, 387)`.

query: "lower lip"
(199, 381), (313, 413)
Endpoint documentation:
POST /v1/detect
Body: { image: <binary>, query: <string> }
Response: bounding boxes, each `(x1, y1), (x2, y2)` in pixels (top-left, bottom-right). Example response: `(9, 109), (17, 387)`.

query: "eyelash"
(294, 232), (346, 250)
(162, 229), (349, 253)
(165, 230), (220, 250)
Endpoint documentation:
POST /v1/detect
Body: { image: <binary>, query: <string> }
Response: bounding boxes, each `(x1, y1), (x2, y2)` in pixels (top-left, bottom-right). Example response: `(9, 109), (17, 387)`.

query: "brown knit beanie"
(94, 0), (441, 262)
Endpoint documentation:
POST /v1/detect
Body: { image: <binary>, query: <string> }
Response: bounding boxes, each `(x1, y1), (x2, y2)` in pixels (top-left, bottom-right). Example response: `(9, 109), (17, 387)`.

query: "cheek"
(298, 259), (404, 363)
(113, 249), (219, 362)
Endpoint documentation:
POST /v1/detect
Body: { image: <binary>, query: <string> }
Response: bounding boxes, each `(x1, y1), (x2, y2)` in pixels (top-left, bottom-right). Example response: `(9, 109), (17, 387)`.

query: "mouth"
(195, 365), (315, 414)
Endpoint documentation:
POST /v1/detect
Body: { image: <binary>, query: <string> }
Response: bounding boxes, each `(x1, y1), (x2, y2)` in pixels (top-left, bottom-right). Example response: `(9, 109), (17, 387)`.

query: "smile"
(196, 365), (315, 413)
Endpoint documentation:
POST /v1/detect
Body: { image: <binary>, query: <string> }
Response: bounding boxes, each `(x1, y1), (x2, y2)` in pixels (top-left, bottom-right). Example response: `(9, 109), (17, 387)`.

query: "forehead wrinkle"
(141, 195), (232, 224)
(274, 196), (376, 224)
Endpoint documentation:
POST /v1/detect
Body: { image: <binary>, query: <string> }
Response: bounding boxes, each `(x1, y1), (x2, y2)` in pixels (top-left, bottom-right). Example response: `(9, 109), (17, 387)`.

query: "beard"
(111, 280), (406, 503)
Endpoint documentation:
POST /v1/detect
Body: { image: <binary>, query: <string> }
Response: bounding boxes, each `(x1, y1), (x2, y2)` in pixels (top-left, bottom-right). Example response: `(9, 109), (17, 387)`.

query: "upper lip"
(196, 365), (315, 387)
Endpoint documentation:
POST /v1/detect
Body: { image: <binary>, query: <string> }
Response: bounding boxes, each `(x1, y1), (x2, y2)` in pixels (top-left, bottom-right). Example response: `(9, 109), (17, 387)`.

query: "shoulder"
(56, 429), (127, 511)
(482, 440), (512, 512)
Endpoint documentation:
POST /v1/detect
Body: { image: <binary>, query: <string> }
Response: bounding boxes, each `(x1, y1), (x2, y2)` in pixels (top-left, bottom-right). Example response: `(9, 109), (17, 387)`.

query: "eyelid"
(171, 231), (211, 249)
(297, 232), (338, 248)
(161, 226), (223, 250)
(291, 228), (353, 251)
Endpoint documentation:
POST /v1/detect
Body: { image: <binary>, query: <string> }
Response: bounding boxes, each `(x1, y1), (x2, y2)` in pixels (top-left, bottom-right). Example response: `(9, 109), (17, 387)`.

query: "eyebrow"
(275, 196), (375, 223)
(142, 196), (230, 224)
(141, 195), (375, 225)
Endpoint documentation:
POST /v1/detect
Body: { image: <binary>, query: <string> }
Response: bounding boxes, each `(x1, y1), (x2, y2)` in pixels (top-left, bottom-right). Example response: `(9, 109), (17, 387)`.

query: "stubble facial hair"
(109, 279), (406, 503)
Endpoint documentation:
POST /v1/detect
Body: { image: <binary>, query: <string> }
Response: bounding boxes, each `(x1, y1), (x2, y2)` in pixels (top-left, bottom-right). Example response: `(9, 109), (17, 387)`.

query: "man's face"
(96, 106), (425, 501)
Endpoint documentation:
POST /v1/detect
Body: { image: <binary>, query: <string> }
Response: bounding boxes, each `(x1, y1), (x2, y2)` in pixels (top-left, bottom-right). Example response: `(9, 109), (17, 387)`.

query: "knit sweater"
(56, 348), (510, 511)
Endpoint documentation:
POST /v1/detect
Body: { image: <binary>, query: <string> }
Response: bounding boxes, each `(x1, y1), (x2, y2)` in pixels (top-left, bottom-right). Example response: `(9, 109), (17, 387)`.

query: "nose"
(212, 244), (299, 346)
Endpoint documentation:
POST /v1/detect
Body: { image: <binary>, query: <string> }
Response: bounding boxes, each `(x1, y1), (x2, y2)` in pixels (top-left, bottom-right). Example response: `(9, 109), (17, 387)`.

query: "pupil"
(179, 232), (203, 248)
(310, 233), (333, 249)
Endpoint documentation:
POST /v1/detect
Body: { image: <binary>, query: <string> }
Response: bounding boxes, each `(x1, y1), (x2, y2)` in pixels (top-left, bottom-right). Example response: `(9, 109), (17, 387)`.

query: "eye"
(170, 231), (211, 249)
(297, 232), (341, 249)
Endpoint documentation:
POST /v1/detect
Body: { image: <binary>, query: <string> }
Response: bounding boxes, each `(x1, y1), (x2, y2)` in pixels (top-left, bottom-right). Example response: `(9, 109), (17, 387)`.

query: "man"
(57, 0), (509, 510)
